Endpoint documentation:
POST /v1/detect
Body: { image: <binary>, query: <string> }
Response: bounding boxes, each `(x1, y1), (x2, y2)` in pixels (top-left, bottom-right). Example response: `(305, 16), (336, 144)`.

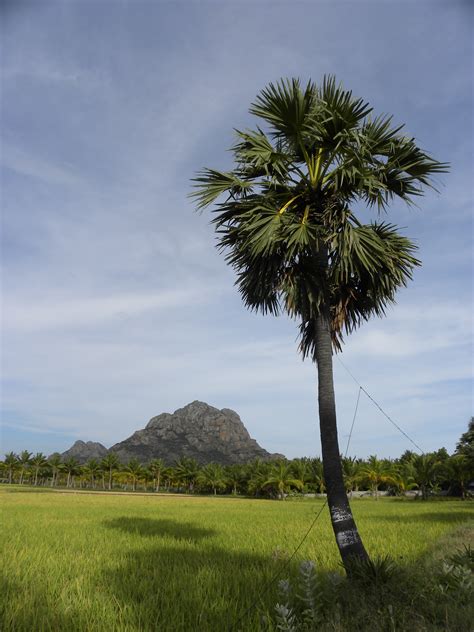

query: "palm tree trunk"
(314, 310), (369, 568)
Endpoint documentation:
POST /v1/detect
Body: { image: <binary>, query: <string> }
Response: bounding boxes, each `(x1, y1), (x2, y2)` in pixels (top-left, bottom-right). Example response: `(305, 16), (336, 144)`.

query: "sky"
(1, 0), (472, 460)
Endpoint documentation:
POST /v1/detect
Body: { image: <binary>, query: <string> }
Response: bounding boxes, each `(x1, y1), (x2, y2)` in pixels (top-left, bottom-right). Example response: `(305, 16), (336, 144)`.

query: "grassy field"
(1, 487), (473, 631)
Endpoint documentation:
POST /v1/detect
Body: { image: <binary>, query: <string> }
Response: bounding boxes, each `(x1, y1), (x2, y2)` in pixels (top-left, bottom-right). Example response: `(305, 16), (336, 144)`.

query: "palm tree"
(124, 458), (143, 492)
(48, 453), (62, 487)
(359, 455), (398, 499)
(197, 463), (227, 495)
(246, 458), (271, 497)
(290, 458), (311, 490)
(148, 458), (165, 492)
(411, 453), (441, 500)
(62, 457), (80, 488)
(30, 452), (48, 486)
(192, 77), (446, 567)
(18, 450), (32, 485)
(308, 457), (326, 494)
(83, 458), (102, 489)
(392, 462), (417, 495)
(4, 452), (18, 484)
(101, 453), (121, 490)
(225, 464), (244, 495)
(342, 457), (363, 496)
(263, 460), (304, 500)
(446, 454), (473, 500)
(174, 457), (199, 493)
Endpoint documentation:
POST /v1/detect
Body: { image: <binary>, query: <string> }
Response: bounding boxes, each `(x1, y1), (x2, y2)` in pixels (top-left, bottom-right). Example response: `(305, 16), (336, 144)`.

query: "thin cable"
(230, 386), (362, 631)
(344, 386), (361, 458)
(229, 499), (328, 631)
(337, 357), (425, 454)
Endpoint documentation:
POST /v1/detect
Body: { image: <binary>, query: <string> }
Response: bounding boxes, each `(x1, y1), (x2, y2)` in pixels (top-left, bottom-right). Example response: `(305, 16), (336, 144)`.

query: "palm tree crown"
(192, 77), (447, 354)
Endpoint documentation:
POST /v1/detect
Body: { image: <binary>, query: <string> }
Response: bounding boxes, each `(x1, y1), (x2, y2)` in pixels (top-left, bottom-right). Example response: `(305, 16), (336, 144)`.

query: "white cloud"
(4, 288), (214, 332)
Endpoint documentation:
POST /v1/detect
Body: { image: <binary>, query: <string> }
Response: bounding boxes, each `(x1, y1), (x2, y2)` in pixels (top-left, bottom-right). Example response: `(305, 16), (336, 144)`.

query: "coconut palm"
(308, 457), (326, 494)
(246, 458), (271, 497)
(101, 453), (121, 490)
(342, 457), (363, 495)
(83, 458), (102, 489)
(197, 463), (226, 495)
(446, 454), (473, 499)
(411, 453), (442, 500)
(18, 450), (32, 485)
(148, 458), (166, 492)
(48, 453), (63, 487)
(263, 460), (304, 499)
(192, 77), (446, 566)
(290, 458), (312, 489)
(123, 458), (143, 492)
(4, 452), (18, 484)
(392, 462), (417, 495)
(30, 452), (48, 486)
(225, 464), (245, 495)
(359, 455), (398, 498)
(174, 457), (199, 493)
(62, 456), (80, 488)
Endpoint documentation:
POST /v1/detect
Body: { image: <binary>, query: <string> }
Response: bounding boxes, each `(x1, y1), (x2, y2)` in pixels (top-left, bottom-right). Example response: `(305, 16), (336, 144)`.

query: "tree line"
(2, 421), (472, 499)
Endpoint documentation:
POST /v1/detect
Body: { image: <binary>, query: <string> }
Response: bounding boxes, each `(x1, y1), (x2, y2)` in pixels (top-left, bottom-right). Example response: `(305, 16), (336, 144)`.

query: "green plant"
(343, 554), (399, 586)
(447, 544), (474, 571)
(272, 561), (339, 631)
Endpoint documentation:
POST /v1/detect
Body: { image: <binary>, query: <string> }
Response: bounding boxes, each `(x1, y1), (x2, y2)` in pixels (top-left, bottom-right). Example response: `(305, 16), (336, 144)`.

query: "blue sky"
(1, 0), (472, 459)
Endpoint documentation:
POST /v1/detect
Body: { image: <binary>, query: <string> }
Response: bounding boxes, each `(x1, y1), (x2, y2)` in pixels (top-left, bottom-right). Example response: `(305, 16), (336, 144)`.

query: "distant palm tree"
(62, 457), (80, 488)
(411, 454), (442, 500)
(197, 463), (226, 495)
(246, 459), (271, 497)
(30, 452), (48, 486)
(392, 463), (417, 495)
(148, 458), (165, 492)
(225, 464), (244, 495)
(101, 453), (121, 490)
(359, 455), (397, 499)
(83, 458), (102, 489)
(309, 457), (326, 494)
(342, 457), (363, 495)
(263, 460), (304, 500)
(124, 458), (143, 492)
(192, 76), (447, 566)
(4, 452), (18, 484)
(18, 450), (32, 485)
(290, 458), (311, 489)
(48, 453), (62, 487)
(447, 455), (473, 499)
(174, 457), (199, 493)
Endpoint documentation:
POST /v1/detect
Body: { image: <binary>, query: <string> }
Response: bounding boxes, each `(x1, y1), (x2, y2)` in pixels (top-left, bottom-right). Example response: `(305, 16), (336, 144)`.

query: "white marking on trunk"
(336, 529), (360, 548)
(330, 506), (352, 523)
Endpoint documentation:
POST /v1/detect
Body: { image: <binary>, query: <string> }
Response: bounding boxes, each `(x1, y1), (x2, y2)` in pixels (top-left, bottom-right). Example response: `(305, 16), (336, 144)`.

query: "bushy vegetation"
(2, 439), (472, 499)
(1, 490), (472, 631)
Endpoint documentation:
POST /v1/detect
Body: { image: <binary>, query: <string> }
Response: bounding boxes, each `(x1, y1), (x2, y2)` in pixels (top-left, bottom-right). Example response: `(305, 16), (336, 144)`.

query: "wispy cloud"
(1, 144), (82, 186)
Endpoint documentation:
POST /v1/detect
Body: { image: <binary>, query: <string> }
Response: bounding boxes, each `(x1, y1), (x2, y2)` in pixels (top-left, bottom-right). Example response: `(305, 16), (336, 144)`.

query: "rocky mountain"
(110, 401), (282, 465)
(60, 440), (108, 464)
(59, 401), (282, 465)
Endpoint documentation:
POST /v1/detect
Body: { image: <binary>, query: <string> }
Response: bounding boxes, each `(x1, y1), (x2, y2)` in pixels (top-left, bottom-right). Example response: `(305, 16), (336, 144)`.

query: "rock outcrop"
(60, 440), (108, 463)
(109, 401), (282, 464)
(59, 401), (282, 465)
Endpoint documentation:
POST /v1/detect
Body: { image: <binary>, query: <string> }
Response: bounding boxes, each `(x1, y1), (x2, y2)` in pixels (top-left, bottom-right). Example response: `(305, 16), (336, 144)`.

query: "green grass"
(1, 487), (473, 631)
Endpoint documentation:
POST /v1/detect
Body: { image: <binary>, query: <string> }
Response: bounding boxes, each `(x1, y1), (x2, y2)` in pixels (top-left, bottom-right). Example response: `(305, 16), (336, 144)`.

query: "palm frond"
(190, 168), (253, 210)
